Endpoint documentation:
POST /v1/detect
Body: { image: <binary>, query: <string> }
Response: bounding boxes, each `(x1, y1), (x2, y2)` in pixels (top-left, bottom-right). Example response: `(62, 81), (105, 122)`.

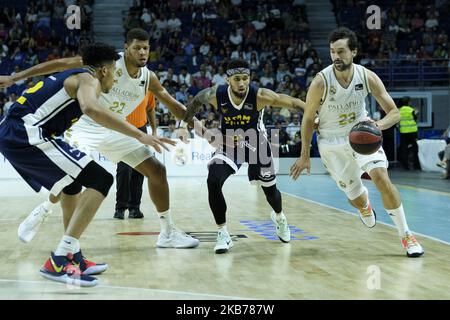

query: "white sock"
(54, 235), (80, 256)
(43, 200), (57, 212)
(158, 209), (173, 234)
(218, 225), (228, 234)
(274, 210), (285, 222)
(386, 204), (410, 236)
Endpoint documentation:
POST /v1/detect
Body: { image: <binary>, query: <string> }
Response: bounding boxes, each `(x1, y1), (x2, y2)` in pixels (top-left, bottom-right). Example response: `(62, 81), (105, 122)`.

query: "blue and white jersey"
(0, 68), (94, 195)
(6, 68), (91, 137)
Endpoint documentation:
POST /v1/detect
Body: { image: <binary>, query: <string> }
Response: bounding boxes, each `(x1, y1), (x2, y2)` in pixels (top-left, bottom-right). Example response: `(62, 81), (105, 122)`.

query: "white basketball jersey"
(81, 52), (150, 126)
(317, 63), (371, 137)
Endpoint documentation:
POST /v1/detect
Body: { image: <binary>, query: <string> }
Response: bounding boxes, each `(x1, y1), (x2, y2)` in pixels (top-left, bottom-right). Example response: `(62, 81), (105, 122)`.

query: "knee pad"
(62, 181), (83, 195)
(76, 161), (114, 197)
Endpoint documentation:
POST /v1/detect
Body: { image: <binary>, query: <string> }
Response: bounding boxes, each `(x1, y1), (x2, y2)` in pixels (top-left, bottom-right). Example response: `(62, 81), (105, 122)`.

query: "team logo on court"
(173, 148), (188, 166)
(329, 86), (336, 95)
(339, 181), (347, 188)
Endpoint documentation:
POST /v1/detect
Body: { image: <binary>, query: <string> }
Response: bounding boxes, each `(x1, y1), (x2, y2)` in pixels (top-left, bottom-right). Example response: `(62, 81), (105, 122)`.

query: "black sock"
(207, 163), (235, 225)
(262, 185), (282, 213)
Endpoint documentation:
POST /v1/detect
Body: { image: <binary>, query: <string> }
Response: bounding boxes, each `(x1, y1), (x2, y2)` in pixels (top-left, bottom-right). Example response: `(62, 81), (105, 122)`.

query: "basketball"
(349, 121), (383, 155)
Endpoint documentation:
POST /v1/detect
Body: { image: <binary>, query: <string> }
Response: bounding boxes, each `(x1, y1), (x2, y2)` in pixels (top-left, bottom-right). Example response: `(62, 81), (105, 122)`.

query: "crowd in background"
(1, 0), (449, 159)
(332, 0), (450, 66)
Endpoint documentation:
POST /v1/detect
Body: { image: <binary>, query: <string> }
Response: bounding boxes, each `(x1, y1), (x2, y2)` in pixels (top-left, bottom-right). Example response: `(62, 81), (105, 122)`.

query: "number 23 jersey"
(316, 63), (371, 138)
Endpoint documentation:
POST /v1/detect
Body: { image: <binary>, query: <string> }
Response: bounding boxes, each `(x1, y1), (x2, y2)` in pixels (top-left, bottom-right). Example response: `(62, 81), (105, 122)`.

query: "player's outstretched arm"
(256, 88), (305, 111)
(0, 56), (83, 89)
(366, 69), (400, 130)
(148, 70), (187, 120)
(290, 76), (323, 181)
(74, 73), (176, 153)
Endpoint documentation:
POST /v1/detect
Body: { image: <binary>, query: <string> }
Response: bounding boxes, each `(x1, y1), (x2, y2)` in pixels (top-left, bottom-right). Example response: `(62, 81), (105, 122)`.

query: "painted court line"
(282, 191), (450, 246)
(0, 278), (255, 300)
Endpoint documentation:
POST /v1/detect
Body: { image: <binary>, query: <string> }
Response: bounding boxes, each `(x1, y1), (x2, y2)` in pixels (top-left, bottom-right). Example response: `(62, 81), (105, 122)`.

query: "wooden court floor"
(0, 176), (449, 300)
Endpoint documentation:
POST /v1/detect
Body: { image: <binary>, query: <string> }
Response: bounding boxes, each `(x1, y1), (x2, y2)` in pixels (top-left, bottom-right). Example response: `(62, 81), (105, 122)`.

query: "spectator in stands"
(212, 65), (227, 86)
(167, 12), (182, 32)
(195, 70), (212, 89)
(248, 52), (260, 71)
(164, 120), (178, 138)
(199, 41), (210, 56)
(175, 83), (189, 104)
(36, 4), (51, 30)
(140, 8), (153, 30)
(286, 113), (301, 140)
(178, 66), (192, 86)
(0, 38), (8, 58)
(229, 28), (243, 46)
(3, 92), (17, 115)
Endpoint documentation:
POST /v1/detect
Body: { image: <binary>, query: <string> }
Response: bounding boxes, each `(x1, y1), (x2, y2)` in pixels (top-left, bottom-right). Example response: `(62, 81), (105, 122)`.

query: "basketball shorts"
(318, 135), (388, 199)
(0, 117), (92, 195)
(65, 117), (154, 168)
(208, 134), (277, 187)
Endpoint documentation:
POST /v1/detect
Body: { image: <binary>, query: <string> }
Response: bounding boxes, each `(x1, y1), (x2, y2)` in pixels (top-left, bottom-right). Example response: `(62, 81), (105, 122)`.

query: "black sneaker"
(114, 209), (125, 220)
(128, 208), (144, 219)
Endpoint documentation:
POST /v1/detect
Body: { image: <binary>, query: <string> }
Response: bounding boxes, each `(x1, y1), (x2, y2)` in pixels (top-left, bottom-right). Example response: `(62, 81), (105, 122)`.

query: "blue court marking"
(239, 220), (319, 241)
(276, 175), (450, 244)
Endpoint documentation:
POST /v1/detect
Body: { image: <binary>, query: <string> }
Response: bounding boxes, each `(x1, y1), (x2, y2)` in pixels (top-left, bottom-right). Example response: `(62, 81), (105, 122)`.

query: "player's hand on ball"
(290, 156), (311, 181)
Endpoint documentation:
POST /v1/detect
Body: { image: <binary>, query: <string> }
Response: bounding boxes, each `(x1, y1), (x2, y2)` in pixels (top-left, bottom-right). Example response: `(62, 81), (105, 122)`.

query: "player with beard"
(182, 59), (305, 254)
(290, 27), (424, 257)
(0, 29), (200, 255)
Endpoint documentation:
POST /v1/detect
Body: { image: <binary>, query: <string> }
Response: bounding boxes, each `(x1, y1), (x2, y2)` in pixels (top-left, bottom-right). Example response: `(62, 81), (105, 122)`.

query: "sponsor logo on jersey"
(355, 83), (364, 91)
(243, 103), (253, 110)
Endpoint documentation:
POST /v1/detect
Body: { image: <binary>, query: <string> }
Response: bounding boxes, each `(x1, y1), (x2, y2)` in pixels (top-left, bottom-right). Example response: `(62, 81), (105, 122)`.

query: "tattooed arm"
(256, 88), (305, 111)
(183, 85), (218, 123)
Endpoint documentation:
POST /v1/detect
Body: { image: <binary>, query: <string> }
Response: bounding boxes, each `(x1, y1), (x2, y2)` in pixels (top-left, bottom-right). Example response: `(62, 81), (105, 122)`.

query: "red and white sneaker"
(358, 202), (377, 228)
(73, 251), (108, 275)
(40, 252), (98, 287)
(401, 232), (424, 258)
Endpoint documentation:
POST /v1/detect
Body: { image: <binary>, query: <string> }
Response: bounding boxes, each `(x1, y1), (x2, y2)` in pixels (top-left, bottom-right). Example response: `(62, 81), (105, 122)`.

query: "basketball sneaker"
(156, 227), (200, 248)
(401, 231), (424, 258)
(271, 211), (291, 243)
(72, 250), (108, 275)
(214, 229), (233, 254)
(358, 202), (377, 228)
(39, 252), (98, 287)
(18, 202), (52, 243)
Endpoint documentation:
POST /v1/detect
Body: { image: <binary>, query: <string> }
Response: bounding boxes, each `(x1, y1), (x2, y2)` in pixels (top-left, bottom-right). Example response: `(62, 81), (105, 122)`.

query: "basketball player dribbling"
(0, 43), (175, 286)
(290, 27), (424, 257)
(182, 59), (305, 254)
(1, 29), (200, 250)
